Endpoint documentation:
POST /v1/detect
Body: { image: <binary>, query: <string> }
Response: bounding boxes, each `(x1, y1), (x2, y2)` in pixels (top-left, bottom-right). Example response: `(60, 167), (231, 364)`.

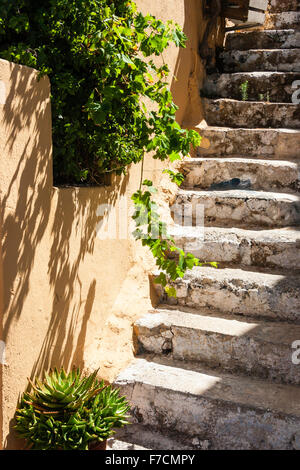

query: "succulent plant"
(15, 368), (130, 450)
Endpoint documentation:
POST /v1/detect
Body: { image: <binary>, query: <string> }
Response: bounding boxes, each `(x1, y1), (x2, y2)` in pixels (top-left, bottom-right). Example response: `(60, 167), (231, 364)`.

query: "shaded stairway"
(113, 0), (300, 450)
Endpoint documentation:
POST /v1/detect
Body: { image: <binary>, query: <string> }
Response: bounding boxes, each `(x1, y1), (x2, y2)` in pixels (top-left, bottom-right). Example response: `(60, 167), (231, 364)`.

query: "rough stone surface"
(221, 49), (300, 72)
(170, 225), (300, 271)
(134, 309), (300, 384)
(175, 189), (300, 228)
(154, 267), (300, 321)
(115, 357), (300, 450)
(268, 0), (300, 13)
(203, 72), (300, 103)
(265, 12), (300, 29)
(204, 98), (300, 129)
(110, 425), (197, 450)
(107, 438), (149, 450)
(182, 157), (299, 192)
(225, 29), (300, 51)
(195, 127), (300, 159)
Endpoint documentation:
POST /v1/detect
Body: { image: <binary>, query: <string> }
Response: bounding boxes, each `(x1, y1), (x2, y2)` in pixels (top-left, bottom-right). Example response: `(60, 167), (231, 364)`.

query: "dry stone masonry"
(114, 0), (300, 449)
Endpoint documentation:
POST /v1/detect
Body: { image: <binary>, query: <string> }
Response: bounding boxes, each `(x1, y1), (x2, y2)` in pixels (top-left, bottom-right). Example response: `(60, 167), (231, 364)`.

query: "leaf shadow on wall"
(0, 61), (129, 449)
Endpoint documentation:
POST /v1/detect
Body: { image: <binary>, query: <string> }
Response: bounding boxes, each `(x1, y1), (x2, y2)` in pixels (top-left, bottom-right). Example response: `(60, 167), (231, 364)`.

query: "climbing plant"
(0, 0), (215, 293)
(0, 0), (200, 183)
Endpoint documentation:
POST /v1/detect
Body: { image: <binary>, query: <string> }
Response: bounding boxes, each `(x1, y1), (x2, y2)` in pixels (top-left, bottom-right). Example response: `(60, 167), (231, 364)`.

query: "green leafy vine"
(0, 0), (216, 292)
(132, 180), (217, 297)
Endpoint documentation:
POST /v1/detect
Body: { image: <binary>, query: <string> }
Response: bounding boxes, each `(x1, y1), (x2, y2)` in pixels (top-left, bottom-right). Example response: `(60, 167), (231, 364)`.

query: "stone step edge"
(204, 97), (299, 107)
(183, 156), (298, 167)
(115, 356), (300, 419)
(176, 188), (300, 202)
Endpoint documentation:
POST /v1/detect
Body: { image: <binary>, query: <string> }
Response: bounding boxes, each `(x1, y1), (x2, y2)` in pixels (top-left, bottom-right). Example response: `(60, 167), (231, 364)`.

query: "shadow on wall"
(0, 60), (130, 448)
(1, 63), (52, 341)
(31, 179), (127, 380)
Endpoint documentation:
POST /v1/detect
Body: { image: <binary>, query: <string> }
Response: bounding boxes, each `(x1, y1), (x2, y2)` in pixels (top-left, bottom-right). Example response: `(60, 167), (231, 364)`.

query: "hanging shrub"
(0, 0), (200, 185)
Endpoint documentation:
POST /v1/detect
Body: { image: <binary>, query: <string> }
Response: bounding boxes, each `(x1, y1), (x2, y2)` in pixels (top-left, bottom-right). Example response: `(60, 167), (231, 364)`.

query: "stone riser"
(182, 158), (299, 192)
(268, 0), (300, 13)
(115, 358), (300, 450)
(265, 12), (300, 28)
(196, 127), (300, 160)
(225, 30), (300, 51)
(204, 99), (300, 129)
(175, 189), (300, 229)
(171, 226), (300, 271)
(221, 49), (300, 73)
(153, 267), (300, 322)
(203, 72), (300, 103)
(134, 311), (300, 385)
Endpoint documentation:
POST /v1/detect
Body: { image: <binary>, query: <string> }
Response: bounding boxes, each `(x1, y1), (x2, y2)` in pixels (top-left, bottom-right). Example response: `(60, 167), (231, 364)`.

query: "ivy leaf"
(163, 170), (184, 186)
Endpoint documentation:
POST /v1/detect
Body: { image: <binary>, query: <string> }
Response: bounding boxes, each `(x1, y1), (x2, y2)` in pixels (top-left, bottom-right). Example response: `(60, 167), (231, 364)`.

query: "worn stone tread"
(266, 11), (300, 29)
(107, 438), (149, 450)
(268, 0), (300, 13)
(153, 266), (300, 321)
(134, 309), (300, 384)
(203, 71), (300, 103)
(195, 126), (300, 159)
(109, 425), (198, 450)
(182, 157), (299, 192)
(115, 357), (300, 449)
(175, 188), (300, 228)
(221, 49), (300, 72)
(225, 29), (300, 51)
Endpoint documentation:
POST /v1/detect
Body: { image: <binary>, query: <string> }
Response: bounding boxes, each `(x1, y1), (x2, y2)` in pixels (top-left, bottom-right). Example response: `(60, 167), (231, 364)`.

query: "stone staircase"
(113, 0), (300, 450)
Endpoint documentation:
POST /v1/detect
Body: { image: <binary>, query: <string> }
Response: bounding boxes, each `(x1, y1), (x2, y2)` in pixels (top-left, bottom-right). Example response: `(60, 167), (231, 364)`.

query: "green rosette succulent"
(15, 368), (130, 450)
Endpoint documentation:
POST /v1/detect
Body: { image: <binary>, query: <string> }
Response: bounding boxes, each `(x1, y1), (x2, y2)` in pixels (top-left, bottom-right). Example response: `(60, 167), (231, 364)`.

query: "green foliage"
(240, 80), (249, 101)
(0, 0), (199, 185)
(132, 181), (217, 296)
(15, 367), (130, 450)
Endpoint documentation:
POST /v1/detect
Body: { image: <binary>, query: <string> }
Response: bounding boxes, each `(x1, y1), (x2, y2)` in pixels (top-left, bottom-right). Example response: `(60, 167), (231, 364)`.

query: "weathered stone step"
(134, 309), (300, 384)
(225, 30), (300, 51)
(220, 49), (300, 72)
(196, 127), (300, 160)
(265, 11), (300, 29)
(204, 99), (300, 129)
(153, 267), (300, 321)
(203, 72), (300, 103)
(170, 225), (300, 271)
(110, 424), (198, 450)
(182, 158), (299, 192)
(115, 357), (300, 449)
(269, 0), (300, 13)
(175, 189), (300, 228)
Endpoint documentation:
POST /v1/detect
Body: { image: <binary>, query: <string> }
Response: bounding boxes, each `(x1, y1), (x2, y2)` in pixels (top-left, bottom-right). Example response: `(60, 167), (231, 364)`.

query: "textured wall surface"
(0, 0), (224, 449)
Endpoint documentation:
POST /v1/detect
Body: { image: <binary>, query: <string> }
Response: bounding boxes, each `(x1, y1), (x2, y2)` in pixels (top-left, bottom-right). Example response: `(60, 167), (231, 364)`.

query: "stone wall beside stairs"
(114, 0), (300, 450)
